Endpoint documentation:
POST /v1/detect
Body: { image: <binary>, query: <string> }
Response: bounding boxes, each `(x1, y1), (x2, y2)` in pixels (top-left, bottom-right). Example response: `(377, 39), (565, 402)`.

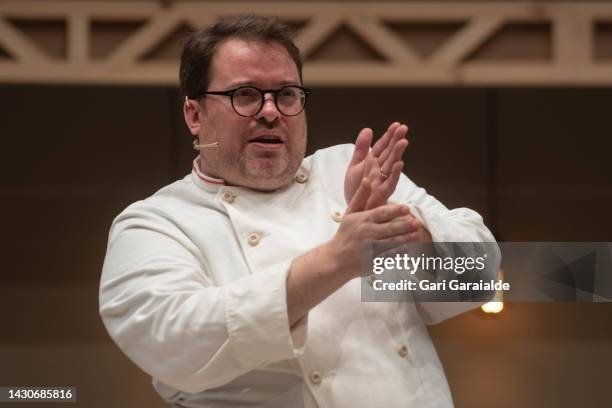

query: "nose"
(256, 93), (280, 124)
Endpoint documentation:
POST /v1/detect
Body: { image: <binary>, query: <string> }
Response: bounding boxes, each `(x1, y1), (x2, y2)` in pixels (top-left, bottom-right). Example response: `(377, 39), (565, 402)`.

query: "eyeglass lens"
(232, 86), (306, 117)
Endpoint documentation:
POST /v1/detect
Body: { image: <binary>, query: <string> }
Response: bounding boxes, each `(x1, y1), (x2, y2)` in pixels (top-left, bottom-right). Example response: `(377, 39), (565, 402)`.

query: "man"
(100, 15), (497, 408)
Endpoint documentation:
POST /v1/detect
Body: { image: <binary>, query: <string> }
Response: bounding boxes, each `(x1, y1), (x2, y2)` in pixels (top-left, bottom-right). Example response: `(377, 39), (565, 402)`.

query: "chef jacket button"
(247, 233), (261, 246)
(331, 211), (343, 223)
(296, 173), (308, 183)
(397, 345), (409, 358)
(221, 191), (236, 203)
(309, 370), (322, 385)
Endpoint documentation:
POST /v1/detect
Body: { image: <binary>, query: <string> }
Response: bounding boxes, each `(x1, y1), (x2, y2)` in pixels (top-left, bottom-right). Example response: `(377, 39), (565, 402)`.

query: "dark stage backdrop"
(1, 85), (611, 407)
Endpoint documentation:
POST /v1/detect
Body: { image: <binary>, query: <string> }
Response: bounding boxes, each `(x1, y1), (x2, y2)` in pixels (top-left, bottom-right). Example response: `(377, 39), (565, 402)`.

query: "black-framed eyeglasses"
(191, 85), (311, 117)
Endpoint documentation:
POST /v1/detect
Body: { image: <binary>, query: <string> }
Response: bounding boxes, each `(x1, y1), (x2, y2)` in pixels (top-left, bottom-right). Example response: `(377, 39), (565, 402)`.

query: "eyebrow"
(226, 80), (301, 89)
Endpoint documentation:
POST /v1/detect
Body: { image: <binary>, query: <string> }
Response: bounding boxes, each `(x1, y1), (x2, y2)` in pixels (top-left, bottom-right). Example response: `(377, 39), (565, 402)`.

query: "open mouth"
(249, 135), (283, 145)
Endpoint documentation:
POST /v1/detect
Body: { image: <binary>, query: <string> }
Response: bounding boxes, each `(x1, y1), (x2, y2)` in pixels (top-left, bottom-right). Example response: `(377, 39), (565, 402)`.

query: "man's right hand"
(286, 178), (420, 326)
(326, 178), (421, 280)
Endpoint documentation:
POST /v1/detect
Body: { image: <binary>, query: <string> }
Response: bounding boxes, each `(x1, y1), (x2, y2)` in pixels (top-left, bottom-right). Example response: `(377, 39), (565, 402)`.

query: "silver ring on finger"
(380, 168), (389, 179)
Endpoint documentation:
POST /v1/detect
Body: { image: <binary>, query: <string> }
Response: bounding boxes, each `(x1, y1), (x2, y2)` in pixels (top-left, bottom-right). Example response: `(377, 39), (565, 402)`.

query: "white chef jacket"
(99, 144), (497, 408)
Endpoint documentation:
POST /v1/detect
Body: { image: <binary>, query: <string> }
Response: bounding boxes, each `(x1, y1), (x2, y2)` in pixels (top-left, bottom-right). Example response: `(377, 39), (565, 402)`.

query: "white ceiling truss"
(0, 1), (612, 86)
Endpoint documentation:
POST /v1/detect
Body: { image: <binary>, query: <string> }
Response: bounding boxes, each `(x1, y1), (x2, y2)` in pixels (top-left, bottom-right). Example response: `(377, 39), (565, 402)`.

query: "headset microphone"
(186, 96), (220, 150)
(193, 140), (219, 150)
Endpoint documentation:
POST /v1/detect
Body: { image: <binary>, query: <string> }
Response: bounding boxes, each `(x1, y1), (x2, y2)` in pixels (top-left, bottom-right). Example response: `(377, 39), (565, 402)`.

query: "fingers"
(388, 161), (404, 187)
(383, 160), (404, 197)
(379, 124), (409, 165)
(375, 124), (409, 193)
(365, 161), (404, 210)
(364, 210), (422, 242)
(372, 214), (422, 242)
(362, 153), (378, 176)
(380, 137), (408, 178)
(377, 231), (420, 243)
(350, 128), (373, 166)
(369, 204), (411, 223)
(390, 124), (409, 152)
(373, 214), (421, 236)
(371, 122), (400, 157)
(346, 178), (371, 214)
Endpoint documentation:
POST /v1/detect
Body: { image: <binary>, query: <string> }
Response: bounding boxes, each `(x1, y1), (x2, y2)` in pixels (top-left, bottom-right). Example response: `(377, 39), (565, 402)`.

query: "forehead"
(209, 38), (300, 87)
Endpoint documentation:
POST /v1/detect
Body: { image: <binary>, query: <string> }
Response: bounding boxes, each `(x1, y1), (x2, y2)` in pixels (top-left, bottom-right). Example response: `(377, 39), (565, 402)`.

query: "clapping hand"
(344, 122), (409, 210)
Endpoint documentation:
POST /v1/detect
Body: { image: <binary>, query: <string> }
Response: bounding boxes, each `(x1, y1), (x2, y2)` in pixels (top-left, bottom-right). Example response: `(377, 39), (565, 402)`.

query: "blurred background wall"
(1, 1), (612, 407)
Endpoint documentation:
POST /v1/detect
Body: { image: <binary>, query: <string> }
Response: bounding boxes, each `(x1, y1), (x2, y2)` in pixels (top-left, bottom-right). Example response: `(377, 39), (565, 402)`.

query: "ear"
(183, 97), (201, 136)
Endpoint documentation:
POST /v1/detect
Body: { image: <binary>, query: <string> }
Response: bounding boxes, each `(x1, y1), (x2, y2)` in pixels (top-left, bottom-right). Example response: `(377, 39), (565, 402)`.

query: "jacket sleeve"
(390, 173), (501, 324)
(99, 206), (306, 394)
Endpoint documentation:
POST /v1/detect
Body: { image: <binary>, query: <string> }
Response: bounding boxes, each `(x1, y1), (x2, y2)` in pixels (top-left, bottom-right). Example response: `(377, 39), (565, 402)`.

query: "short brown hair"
(179, 14), (303, 99)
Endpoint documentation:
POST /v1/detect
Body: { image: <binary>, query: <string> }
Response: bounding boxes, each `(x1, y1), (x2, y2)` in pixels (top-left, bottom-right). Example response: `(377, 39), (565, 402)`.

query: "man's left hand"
(344, 122), (409, 210)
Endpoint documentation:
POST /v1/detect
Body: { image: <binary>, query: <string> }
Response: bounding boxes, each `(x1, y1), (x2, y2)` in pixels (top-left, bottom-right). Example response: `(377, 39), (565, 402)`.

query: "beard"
(198, 122), (307, 190)
(239, 151), (290, 178)
(236, 145), (303, 190)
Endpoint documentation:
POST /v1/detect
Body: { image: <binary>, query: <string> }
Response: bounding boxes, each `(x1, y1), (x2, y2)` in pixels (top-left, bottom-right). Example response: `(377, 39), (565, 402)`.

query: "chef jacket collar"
(191, 156), (225, 193)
